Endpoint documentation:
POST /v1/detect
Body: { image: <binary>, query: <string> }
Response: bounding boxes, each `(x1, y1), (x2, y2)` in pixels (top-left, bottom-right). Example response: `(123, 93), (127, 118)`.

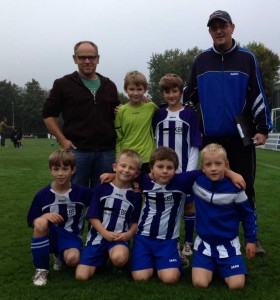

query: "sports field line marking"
(257, 162), (280, 170)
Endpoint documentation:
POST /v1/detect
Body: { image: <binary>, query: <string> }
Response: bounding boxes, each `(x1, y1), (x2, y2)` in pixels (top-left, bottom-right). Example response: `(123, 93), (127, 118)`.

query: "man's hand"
(253, 133), (267, 146)
(59, 138), (77, 150)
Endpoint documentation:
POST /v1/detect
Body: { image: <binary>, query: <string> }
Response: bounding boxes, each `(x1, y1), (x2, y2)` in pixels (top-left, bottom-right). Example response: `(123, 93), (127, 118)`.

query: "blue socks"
(184, 213), (195, 243)
(31, 236), (50, 270)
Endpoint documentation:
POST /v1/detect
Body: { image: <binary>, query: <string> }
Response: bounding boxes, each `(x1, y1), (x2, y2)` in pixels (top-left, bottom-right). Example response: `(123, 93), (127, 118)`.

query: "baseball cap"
(207, 10), (232, 26)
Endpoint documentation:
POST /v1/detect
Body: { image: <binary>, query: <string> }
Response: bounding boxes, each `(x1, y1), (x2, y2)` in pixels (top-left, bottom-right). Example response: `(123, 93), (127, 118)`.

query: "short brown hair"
(201, 143), (228, 163)
(124, 71), (148, 90)
(150, 146), (179, 170)
(74, 41), (98, 55)
(159, 74), (184, 93)
(48, 149), (76, 169)
(116, 149), (143, 170)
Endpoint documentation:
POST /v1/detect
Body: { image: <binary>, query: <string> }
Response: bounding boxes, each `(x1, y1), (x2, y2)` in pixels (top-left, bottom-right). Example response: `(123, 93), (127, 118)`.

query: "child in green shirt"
(115, 71), (158, 174)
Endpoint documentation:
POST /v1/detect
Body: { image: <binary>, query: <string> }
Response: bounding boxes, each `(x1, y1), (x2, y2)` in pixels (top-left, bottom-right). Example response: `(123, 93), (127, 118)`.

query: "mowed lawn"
(0, 139), (279, 300)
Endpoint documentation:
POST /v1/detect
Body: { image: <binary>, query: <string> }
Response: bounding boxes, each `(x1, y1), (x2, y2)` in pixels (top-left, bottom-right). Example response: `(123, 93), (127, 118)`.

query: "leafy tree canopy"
(245, 42), (280, 107)
(147, 47), (201, 105)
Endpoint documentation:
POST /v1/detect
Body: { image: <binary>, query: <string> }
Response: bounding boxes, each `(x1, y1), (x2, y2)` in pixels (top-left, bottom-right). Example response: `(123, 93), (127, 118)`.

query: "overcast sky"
(1, 0), (279, 93)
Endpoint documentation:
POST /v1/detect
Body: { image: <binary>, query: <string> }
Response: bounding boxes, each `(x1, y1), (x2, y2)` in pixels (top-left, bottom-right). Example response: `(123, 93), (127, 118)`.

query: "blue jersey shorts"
(131, 234), (181, 271)
(191, 250), (247, 278)
(49, 225), (83, 257)
(79, 240), (129, 267)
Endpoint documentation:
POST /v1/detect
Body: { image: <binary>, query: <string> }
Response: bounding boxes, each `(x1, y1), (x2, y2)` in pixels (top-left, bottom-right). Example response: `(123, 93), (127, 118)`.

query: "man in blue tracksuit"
(183, 10), (272, 255)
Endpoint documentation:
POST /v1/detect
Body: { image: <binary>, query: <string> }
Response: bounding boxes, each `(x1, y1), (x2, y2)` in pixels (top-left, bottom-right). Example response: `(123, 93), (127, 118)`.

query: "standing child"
(192, 143), (256, 289)
(115, 71), (158, 174)
(153, 74), (202, 260)
(27, 150), (92, 286)
(130, 146), (244, 284)
(75, 149), (143, 280)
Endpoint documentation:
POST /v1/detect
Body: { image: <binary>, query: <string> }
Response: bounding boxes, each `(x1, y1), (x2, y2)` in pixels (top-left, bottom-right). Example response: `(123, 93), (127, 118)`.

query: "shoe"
(181, 255), (190, 269)
(33, 269), (48, 286)
(182, 242), (193, 256)
(255, 239), (266, 256)
(53, 255), (63, 271)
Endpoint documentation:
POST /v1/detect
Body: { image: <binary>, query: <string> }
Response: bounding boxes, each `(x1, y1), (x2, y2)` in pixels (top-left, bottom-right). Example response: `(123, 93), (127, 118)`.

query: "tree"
(245, 42), (280, 107)
(147, 47), (201, 105)
(0, 80), (21, 126)
(118, 92), (129, 104)
(18, 79), (48, 134)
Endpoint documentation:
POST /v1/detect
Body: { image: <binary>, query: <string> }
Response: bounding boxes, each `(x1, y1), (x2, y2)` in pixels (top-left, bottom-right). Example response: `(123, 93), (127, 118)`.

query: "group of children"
(27, 71), (257, 289)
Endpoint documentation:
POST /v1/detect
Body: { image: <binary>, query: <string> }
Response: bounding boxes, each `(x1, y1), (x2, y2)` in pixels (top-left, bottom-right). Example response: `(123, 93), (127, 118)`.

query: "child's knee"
(111, 253), (128, 267)
(192, 277), (210, 288)
(75, 265), (95, 281)
(132, 270), (153, 281)
(225, 275), (245, 289)
(64, 249), (80, 267)
(33, 217), (49, 236)
(158, 269), (180, 284)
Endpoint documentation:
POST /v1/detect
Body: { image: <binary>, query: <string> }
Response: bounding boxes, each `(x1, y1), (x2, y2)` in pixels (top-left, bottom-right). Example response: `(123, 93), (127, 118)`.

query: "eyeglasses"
(76, 55), (98, 62)
(209, 23), (230, 32)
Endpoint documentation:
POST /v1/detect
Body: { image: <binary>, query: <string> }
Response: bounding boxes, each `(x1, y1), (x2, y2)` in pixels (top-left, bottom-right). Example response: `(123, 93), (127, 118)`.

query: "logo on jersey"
(115, 193), (124, 198)
(67, 207), (76, 217)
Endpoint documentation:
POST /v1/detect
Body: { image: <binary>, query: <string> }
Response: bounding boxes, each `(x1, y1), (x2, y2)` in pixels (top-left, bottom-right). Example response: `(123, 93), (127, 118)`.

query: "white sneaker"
(33, 269), (48, 286)
(182, 242), (193, 256)
(53, 255), (63, 271)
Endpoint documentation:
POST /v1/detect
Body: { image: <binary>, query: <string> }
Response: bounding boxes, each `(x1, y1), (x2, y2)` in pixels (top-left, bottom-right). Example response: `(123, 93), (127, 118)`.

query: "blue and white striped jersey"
(153, 106), (202, 172)
(85, 183), (142, 246)
(193, 175), (257, 258)
(27, 183), (91, 237)
(136, 170), (202, 240)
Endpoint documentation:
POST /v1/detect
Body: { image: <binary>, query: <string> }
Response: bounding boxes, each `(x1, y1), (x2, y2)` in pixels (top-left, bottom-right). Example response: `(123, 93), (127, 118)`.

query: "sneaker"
(33, 269), (48, 286)
(255, 239), (266, 256)
(182, 242), (193, 256)
(181, 255), (190, 269)
(53, 255), (63, 271)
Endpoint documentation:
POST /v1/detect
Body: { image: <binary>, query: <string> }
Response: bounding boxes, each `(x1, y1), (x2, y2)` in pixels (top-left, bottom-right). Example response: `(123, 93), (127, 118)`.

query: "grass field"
(0, 139), (279, 300)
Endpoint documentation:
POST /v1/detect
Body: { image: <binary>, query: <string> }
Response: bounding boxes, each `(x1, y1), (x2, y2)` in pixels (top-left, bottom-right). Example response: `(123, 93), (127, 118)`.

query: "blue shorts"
(79, 240), (129, 267)
(49, 225), (83, 257)
(191, 250), (247, 278)
(131, 235), (181, 271)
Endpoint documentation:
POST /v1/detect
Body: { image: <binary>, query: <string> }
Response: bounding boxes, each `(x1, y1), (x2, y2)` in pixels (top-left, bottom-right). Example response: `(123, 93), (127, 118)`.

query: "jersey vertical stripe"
(153, 107), (202, 173)
(27, 183), (91, 237)
(136, 171), (202, 240)
(86, 183), (142, 246)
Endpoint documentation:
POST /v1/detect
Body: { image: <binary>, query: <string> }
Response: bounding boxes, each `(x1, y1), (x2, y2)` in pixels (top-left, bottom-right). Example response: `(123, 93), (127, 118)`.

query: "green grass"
(0, 139), (280, 299)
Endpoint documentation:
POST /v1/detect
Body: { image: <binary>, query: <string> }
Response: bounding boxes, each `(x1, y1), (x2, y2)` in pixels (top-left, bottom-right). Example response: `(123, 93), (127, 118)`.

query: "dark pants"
(0, 133), (6, 146)
(203, 136), (256, 210)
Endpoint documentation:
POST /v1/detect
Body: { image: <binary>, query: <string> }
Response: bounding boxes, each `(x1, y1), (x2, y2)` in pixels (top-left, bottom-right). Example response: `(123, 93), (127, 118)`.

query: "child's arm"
(90, 218), (120, 242)
(115, 111), (123, 155)
(100, 173), (116, 183)
(39, 212), (64, 224)
(114, 223), (138, 242)
(186, 147), (199, 171)
(224, 169), (246, 190)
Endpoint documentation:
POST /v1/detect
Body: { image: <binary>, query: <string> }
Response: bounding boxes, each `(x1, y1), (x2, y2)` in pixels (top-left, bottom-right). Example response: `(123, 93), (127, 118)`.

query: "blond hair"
(116, 149), (143, 170)
(48, 149), (76, 169)
(124, 71), (148, 90)
(201, 143), (228, 163)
